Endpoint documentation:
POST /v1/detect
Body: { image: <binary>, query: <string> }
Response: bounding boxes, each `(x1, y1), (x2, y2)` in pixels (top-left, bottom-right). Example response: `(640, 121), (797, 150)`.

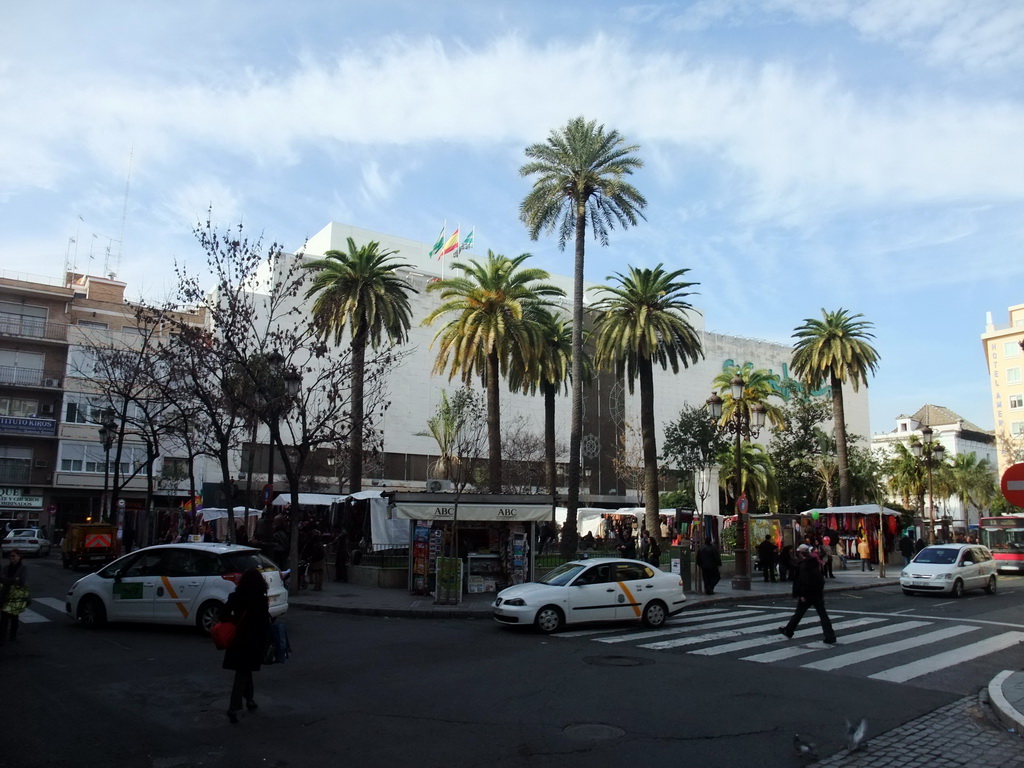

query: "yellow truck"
(62, 523), (119, 570)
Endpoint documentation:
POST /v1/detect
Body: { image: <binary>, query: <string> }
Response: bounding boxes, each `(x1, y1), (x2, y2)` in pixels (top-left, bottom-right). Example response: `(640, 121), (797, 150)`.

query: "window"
(0, 446), (31, 482)
(1005, 342), (1021, 358)
(0, 301), (47, 337)
(1012, 422), (1024, 436)
(1008, 368), (1022, 385)
(161, 457), (190, 478)
(65, 395), (108, 424)
(76, 320), (108, 329)
(58, 442), (146, 473)
(67, 346), (99, 378)
(0, 397), (39, 417)
(1011, 394), (1024, 410)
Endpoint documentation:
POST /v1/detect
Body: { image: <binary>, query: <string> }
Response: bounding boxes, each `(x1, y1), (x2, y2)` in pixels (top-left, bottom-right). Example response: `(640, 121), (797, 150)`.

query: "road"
(6, 556), (1023, 768)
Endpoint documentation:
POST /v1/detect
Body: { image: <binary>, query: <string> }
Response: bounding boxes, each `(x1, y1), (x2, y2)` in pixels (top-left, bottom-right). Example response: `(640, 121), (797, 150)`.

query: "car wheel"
(196, 601), (224, 634)
(984, 576), (997, 595)
(77, 596), (107, 627)
(534, 605), (564, 634)
(951, 579), (964, 598)
(642, 600), (668, 628)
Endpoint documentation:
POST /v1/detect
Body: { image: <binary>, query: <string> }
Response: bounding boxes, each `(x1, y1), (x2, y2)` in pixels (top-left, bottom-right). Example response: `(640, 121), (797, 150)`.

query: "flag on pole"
(428, 224), (445, 260)
(439, 226), (460, 258)
(460, 227), (474, 254)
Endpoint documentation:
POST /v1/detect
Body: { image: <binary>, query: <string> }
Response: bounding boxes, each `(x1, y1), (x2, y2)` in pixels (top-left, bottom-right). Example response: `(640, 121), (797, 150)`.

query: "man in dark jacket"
(756, 535), (778, 582)
(695, 538), (722, 595)
(778, 544), (836, 644)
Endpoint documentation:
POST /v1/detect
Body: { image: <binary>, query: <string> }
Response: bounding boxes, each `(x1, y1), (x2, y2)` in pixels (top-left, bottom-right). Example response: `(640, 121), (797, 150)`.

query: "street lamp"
(707, 375), (767, 591)
(910, 425), (945, 544)
(97, 407), (117, 523)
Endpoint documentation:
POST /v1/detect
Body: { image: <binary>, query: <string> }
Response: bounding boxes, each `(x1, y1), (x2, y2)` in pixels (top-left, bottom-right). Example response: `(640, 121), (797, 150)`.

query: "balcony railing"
(0, 365), (63, 388)
(0, 313), (68, 342)
(0, 464), (31, 484)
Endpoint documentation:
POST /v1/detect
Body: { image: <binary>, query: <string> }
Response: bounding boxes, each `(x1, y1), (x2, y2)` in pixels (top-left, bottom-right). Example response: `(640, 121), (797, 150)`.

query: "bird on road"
(794, 733), (817, 759)
(846, 718), (868, 752)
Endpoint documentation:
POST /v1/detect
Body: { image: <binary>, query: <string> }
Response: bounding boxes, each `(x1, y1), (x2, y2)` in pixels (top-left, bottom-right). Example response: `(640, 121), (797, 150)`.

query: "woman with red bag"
(221, 568), (271, 724)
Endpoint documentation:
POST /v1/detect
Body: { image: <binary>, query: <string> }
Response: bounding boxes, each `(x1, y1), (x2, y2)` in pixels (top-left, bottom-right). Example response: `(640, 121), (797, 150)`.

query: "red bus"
(979, 516), (1024, 573)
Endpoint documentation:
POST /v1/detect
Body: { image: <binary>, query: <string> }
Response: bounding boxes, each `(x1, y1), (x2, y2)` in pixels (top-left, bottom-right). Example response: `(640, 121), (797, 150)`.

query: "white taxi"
(66, 543), (288, 633)
(493, 557), (685, 634)
(900, 544), (998, 598)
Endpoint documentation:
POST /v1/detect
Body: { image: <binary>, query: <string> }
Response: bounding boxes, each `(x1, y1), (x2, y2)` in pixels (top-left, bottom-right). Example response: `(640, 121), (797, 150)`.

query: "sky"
(3, 0), (1023, 436)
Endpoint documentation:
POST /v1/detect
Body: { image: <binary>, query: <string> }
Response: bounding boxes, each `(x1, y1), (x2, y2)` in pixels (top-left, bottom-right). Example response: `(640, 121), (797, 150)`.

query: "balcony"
(0, 313), (69, 343)
(0, 464), (31, 484)
(0, 365), (63, 389)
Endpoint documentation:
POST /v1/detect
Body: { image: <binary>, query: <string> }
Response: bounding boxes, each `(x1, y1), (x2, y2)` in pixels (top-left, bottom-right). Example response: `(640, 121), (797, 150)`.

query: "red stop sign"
(1000, 463), (1024, 507)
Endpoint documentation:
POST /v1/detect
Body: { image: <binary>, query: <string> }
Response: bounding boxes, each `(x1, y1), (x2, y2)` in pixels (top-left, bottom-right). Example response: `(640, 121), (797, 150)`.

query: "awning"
(271, 490), (384, 506)
(198, 507), (263, 522)
(801, 504), (902, 517)
(392, 502), (551, 522)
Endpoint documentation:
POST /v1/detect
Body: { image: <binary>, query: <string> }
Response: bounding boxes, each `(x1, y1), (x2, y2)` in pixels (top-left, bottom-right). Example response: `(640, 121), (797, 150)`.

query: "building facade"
(982, 304), (1024, 477)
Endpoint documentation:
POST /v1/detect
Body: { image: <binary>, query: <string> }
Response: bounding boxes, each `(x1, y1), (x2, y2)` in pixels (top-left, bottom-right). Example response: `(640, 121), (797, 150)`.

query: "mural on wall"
(720, 359), (830, 400)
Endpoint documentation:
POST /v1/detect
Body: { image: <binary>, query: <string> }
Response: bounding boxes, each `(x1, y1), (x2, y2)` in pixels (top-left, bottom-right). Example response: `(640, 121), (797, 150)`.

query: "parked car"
(66, 543), (288, 633)
(900, 544), (998, 598)
(2, 528), (52, 557)
(493, 557), (686, 634)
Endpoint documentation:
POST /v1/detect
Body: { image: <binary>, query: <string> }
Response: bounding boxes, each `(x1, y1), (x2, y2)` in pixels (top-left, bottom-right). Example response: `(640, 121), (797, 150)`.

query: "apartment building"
(982, 304), (1024, 477)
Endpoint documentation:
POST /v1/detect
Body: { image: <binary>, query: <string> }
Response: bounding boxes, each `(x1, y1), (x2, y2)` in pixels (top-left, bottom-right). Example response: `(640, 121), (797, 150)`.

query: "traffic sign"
(737, 494), (749, 514)
(262, 484), (273, 503)
(1000, 463), (1024, 507)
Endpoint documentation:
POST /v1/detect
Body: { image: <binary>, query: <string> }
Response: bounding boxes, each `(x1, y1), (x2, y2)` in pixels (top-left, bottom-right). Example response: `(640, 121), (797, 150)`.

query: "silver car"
(900, 544), (998, 597)
(2, 528), (52, 557)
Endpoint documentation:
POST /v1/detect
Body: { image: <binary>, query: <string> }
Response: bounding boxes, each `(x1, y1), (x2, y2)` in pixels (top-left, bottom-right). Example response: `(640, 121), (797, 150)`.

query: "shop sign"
(393, 503), (551, 522)
(0, 488), (43, 509)
(0, 416), (56, 436)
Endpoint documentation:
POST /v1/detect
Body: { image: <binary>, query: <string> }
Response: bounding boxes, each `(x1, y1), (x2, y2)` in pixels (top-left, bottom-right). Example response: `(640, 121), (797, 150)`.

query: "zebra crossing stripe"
(740, 621), (931, 663)
(640, 616), (882, 653)
(35, 597), (66, 612)
(802, 625), (979, 672)
(18, 609), (50, 624)
(553, 608), (743, 639)
(695, 617), (887, 657)
(596, 611), (770, 644)
(868, 631), (1024, 683)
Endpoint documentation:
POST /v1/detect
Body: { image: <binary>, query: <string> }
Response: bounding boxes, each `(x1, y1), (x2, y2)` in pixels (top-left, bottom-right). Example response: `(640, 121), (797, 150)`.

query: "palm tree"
(884, 442), (925, 512)
(424, 251), (564, 492)
(592, 265), (703, 542)
(520, 116), (647, 555)
(303, 238), (416, 492)
(950, 452), (996, 526)
(791, 308), (880, 507)
(507, 308), (587, 498)
(717, 440), (779, 513)
(711, 363), (785, 432)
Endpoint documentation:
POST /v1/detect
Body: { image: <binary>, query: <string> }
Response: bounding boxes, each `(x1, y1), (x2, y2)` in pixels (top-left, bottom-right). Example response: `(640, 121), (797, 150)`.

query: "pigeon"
(793, 733), (817, 759)
(846, 718), (868, 752)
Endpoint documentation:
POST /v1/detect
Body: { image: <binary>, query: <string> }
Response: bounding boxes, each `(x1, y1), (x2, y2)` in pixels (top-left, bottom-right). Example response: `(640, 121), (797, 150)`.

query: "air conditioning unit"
(43, 378), (59, 387)
(425, 479), (452, 493)
(34, 460), (48, 469)
(40, 404), (55, 415)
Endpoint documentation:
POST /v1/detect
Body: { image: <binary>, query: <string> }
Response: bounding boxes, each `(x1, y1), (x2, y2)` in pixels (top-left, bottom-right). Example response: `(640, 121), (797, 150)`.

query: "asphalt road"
(6, 556), (1023, 768)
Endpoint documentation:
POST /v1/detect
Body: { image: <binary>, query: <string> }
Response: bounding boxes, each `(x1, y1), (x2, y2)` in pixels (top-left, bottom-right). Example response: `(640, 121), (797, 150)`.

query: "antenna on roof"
(112, 146), (133, 280)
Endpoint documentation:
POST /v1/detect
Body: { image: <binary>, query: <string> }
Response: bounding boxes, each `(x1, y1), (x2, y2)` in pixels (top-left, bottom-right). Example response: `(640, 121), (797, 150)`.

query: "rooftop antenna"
(112, 145), (133, 280)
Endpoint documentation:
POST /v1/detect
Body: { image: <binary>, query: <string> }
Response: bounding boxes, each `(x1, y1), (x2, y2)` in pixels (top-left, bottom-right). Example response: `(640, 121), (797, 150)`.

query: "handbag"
(211, 620), (237, 650)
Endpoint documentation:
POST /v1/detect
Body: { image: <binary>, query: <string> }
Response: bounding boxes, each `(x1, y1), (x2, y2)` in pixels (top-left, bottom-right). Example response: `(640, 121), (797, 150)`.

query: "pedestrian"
(778, 544), (795, 581)
(235, 522), (249, 547)
(756, 535), (778, 582)
(820, 539), (835, 579)
(778, 544), (836, 644)
(617, 534), (637, 560)
(899, 534), (914, 566)
(695, 538), (722, 595)
(648, 536), (661, 569)
(857, 537), (873, 571)
(0, 550), (29, 643)
(221, 568), (272, 724)
(640, 530), (651, 563)
(272, 521), (289, 571)
(332, 527), (349, 582)
(303, 530), (325, 591)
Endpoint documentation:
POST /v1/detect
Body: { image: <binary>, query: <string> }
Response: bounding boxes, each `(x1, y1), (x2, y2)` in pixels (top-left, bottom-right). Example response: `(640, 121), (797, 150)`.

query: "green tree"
(424, 251), (563, 492)
(592, 265), (703, 542)
(883, 442), (926, 513)
(791, 308), (880, 507)
(711, 363), (785, 432)
(303, 238), (416, 492)
(520, 116), (646, 556)
(766, 389), (834, 514)
(717, 440), (779, 513)
(662, 403), (728, 519)
(948, 452), (996, 525)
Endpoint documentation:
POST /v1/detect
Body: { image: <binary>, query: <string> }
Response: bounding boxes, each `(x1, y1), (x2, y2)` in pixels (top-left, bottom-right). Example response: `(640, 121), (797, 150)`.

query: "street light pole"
(707, 376), (767, 591)
(98, 408), (117, 523)
(911, 426), (945, 545)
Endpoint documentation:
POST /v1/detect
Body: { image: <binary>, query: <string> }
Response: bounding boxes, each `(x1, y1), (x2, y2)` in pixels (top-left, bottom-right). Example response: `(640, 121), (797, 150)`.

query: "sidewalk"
(288, 565), (1023, 741)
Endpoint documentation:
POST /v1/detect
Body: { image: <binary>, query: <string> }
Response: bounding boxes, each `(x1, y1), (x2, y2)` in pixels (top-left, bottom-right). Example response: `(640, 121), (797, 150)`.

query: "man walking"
(756, 535), (777, 582)
(695, 538), (722, 595)
(778, 544), (836, 645)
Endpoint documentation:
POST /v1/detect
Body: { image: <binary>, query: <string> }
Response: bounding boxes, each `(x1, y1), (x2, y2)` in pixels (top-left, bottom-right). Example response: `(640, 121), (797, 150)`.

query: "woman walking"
(221, 568), (271, 723)
(0, 550), (28, 643)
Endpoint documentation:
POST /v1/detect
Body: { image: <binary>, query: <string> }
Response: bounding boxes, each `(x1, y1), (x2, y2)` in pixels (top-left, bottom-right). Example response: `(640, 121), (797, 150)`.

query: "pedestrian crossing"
(14, 597), (66, 624)
(555, 605), (1024, 685)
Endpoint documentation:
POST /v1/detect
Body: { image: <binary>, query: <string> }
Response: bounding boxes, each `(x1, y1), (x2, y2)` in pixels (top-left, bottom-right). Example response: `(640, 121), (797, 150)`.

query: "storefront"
(392, 500), (553, 597)
(0, 487), (44, 530)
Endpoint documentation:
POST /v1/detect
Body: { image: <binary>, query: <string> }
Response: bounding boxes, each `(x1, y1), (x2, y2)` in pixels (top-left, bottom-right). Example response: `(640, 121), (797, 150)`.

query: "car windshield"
(913, 548), (959, 565)
(11, 530), (34, 537)
(538, 562), (588, 586)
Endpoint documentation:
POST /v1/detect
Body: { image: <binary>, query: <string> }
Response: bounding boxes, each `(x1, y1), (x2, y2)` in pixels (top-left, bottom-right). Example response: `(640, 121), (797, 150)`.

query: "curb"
(988, 670), (1024, 733)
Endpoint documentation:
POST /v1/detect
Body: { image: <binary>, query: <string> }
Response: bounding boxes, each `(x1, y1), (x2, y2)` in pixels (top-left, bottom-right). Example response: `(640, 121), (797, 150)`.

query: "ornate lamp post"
(97, 407), (117, 523)
(911, 425), (945, 544)
(707, 376), (767, 591)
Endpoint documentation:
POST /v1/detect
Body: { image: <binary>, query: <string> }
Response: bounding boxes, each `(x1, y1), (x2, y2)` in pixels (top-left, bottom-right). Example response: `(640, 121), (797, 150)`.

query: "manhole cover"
(563, 723), (625, 741)
(583, 655), (652, 667)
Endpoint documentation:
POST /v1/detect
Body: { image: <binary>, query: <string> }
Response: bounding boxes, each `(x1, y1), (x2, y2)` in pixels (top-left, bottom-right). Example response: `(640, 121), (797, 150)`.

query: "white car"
(493, 557), (686, 634)
(900, 544), (998, 598)
(2, 528), (52, 557)
(66, 543), (288, 633)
